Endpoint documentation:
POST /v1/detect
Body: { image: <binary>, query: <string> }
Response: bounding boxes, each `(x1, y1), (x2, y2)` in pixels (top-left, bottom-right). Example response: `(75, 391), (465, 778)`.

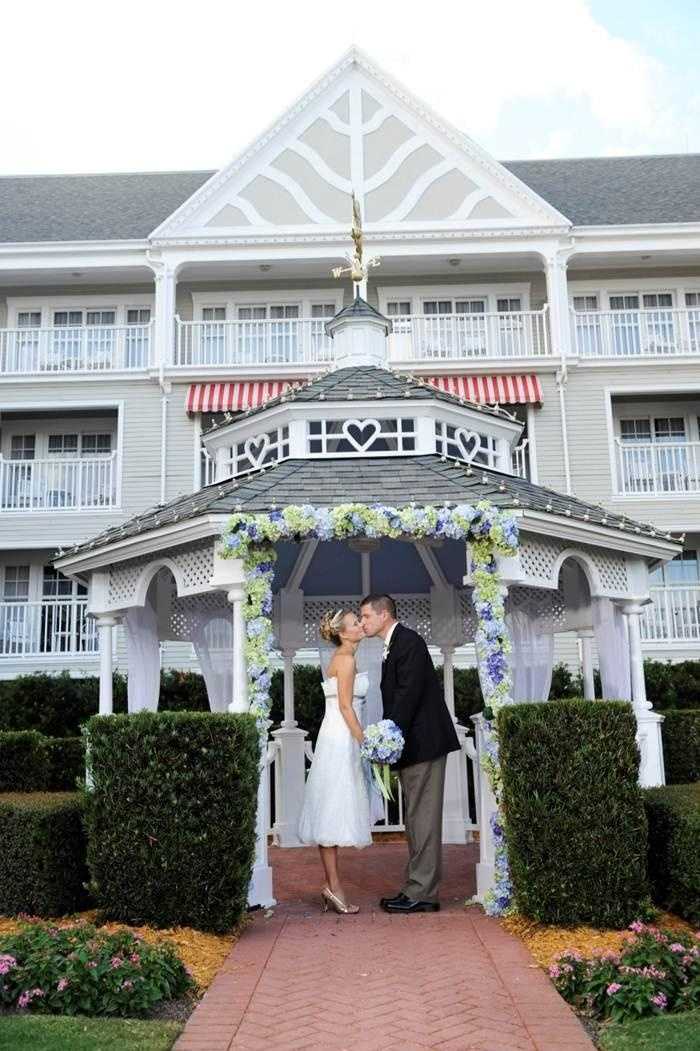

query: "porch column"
(270, 588), (308, 847)
(227, 586), (248, 713)
(543, 248), (573, 358)
(578, 629), (596, 700)
(95, 614), (119, 715)
(440, 645), (469, 844)
(621, 602), (665, 787)
(150, 258), (179, 373)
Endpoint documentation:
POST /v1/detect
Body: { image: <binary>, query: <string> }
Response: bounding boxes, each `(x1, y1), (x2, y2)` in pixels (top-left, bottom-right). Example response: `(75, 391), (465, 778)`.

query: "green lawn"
(599, 1010), (700, 1051)
(0, 1016), (183, 1051)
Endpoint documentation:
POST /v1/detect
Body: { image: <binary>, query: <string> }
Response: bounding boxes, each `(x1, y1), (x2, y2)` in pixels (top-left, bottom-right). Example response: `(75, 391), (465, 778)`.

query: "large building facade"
(1, 48), (698, 678)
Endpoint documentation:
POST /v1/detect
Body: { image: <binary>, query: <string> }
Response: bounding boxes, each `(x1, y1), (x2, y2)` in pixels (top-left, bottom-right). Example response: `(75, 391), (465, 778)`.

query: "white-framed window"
(496, 297), (522, 313)
(572, 295), (598, 312)
(308, 418), (416, 456)
(127, 307), (151, 324)
(10, 435), (36, 461)
(47, 434), (79, 457)
(3, 565), (30, 601)
(17, 311), (41, 328)
(423, 298), (488, 315)
(53, 310), (83, 326)
(237, 304), (300, 320)
(42, 566), (87, 599)
(434, 421), (497, 466)
(81, 433), (112, 456)
(650, 550), (700, 585)
(86, 310), (116, 326)
(619, 417), (686, 443)
(386, 300), (412, 316)
(233, 426), (290, 474)
(46, 432), (112, 457)
(202, 307), (226, 322)
(311, 303), (336, 319)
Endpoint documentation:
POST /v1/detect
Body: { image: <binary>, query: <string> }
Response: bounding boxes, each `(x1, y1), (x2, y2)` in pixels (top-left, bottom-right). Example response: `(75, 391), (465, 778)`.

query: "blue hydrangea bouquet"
(360, 719), (405, 801)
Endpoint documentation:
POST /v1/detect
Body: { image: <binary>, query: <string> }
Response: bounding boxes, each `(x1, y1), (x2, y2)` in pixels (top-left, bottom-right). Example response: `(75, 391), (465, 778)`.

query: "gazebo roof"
(57, 454), (679, 561)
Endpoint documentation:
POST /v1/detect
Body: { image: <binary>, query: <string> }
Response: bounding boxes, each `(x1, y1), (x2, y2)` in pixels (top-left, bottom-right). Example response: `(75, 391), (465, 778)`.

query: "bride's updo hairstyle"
(319, 608), (353, 646)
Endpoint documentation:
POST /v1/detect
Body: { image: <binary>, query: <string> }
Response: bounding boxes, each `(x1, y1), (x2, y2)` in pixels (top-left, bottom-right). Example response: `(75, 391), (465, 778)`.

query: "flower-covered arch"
(221, 500), (518, 913)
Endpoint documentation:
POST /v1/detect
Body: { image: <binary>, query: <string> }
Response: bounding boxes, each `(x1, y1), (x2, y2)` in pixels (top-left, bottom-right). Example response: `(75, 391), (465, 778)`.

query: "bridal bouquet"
(360, 719), (405, 802)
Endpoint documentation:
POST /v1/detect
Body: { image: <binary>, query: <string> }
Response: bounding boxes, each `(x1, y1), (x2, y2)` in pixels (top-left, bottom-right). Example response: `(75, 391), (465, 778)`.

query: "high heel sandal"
(321, 886), (360, 914)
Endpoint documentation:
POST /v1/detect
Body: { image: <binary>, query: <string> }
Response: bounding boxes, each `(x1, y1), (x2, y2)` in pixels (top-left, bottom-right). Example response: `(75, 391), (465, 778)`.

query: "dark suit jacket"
(380, 623), (461, 769)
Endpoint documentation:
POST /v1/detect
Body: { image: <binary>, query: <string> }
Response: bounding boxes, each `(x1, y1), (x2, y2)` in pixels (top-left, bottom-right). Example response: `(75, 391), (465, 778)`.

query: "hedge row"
(0, 792), (89, 916)
(498, 700), (650, 927)
(0, 730), (84, 791)
(644, 783), (700, 925)
(84, 711), (260, 932)
(661, 710), (700, 784)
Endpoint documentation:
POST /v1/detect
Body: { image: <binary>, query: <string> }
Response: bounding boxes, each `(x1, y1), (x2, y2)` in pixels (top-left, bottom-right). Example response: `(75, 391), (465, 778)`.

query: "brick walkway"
(174, 842), (594, 1051)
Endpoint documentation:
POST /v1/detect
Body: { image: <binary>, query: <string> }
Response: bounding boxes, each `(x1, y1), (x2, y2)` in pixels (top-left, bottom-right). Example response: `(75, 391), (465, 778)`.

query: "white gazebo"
(55, 294), (680, 907)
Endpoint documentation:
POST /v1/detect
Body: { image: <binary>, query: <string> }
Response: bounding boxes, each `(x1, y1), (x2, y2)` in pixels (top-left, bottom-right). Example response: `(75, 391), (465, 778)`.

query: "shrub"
(0, 793), (89, 916)
(644, 783), (700, 925)
(0, 731), (51, 791)
(158, 670), (210, 712)
(84, 711), (260, 932)
(46, 737), (86, 791)
(498, 700), (650, 926)
(550, 923), (700, 1022)
(0, 919), (193, 1016)
(661, 710), (700, 784)
(0, 672), (127, 737)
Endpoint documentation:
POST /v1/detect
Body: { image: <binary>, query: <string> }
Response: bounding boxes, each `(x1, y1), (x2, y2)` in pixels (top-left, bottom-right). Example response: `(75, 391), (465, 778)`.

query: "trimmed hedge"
(644, 783), (700, 925)
(84, 711), (260, 932)
(661, 709), (700, 784)
(0, 730), (85, 791)
(0, 792), (89, 916)
(498, 700), (650, 926)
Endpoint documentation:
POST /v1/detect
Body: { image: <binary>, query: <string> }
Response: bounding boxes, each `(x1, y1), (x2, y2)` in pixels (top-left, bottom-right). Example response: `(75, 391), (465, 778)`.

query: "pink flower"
(57, 978), (70, 992)
(606, 983), (622, 996)
(682, 955), (694, 967)
(548, 964), (561, 979)
(110, 955), (124, 969)
(129, 953), (141, 965)
(670, 943), (686, 953)
(17, 991), (32, 1009)
(0, 954), (17, 975)
(121, 979), (134, 990)
(650, 992), (667, 1009)
(87, 961), (98, 969)
(629, 920), (645, 933)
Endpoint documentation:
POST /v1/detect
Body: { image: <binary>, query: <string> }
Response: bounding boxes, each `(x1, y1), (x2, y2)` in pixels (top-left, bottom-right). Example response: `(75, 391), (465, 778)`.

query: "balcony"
(0, 323), (152, 375)
(642, 585), (700, 644)
(387, 309), (550, 363)
(615, 440), (700, 496)
(572, 307), (700, 359)
(175, 318), (333, 369)
(0, 454), (118, 511)
(0, 600), (97, 659)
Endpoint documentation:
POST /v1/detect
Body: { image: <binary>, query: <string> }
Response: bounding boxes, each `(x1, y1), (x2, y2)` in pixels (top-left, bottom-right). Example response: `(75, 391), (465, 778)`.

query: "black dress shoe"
(379, 892), (410, 909)
(382, 897), (440, 914)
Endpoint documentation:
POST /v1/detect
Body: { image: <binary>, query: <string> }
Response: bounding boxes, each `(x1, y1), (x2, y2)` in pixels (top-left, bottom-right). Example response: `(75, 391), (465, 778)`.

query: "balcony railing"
(387, 309), (550, 362)
(572, 307), (700, 359)
(642, 585), (700, 643)
(511, 439), (530, 479)
(0, 324), (152, 375)
(615, 440), (700, 496)
(175, 317), (333, 368)
(0, 600), (98, 658)
(0, 453), (118, 511)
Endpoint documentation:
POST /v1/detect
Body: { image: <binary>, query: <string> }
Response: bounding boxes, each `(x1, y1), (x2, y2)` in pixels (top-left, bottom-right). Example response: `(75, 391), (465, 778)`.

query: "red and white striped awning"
(185, 380), (307, 414)
(427, 373), (543, 405)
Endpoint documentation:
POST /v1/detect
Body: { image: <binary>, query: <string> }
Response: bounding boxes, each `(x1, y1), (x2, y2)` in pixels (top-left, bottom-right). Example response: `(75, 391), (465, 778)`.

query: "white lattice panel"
(508, 585), (568, 633)
(588, 548), (629, 595)
(106, 539), (217, 610)
(518, 535), (629, 597)
(518, 537), (566, 584)
(170, 591), (230, 641)
(171, 541), (216, 592)
(108, 555), (153, 607)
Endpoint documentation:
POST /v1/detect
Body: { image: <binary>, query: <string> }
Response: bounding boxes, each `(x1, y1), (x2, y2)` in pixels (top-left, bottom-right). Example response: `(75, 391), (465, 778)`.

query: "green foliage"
(551, 924), (700, 1024)
(599, 1010), (700, 1051)
(0, 793), (89, 916)
(84, 711), (260, 932)
(0, 1017), (183, 1051)
(644, 783), (700, 925)
(0, 672), (127, 737)
(269, 664), (325, 740)
(498, 700), (650, 926)
(0, 919), (193, 1017)
(45, 737), (85, 791)
(661, 710), (700, 784)
(0, 731), (51, 791)
(157, 670), (210, 712)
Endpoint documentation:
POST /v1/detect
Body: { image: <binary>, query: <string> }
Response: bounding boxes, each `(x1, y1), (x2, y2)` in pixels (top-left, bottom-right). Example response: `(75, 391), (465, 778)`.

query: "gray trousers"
(398, 755), (446, 903)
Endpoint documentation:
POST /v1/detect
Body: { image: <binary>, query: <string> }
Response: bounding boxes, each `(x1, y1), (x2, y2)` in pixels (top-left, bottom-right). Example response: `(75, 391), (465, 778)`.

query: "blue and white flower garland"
(221, 501), (518, 913)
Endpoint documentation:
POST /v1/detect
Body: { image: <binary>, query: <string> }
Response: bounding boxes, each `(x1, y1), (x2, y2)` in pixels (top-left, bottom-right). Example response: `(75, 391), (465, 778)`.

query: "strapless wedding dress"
(298, 671), (373, 849)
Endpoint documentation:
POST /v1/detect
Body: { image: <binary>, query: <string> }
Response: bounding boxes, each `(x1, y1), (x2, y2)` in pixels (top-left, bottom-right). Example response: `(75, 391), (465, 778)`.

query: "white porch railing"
(0, 324), (152, 374)
(511, 438), (530, 479)
(0, 453), (118, 510)
(642, 585), (700, 643)
(0, 600), (98, 658)
(572, 307), (700, 358)
(387, 309), (550, 362)
(174, 317), (334, 368)
(615, 440), (700, 496)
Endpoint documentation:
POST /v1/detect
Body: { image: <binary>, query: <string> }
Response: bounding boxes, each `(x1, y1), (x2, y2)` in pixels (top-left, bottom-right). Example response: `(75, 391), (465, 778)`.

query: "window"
(10, 435), (35, 460)
(496, 297), (522, 312)
(42, 567), (74, 598)
(654, 417), (686, 442)
(203, 306), (226, 321)
(81, 433), (112, 456)
(3, 566), (30, 601)
(48, 434), (79, 456)
(642, 293), (673, 309)
(311, 303), (336, 319)
(651, 550), (699, 586)
(53, 310), (83, 326)
(17, 311), (41, 328)
(573, 295), (598, 311)
(610, 295), (640, 311)
(127, 308), (151, 324)
(86, 310), (115, 326)
(620, 419), (652, 442)
(386, 301), (411, 317)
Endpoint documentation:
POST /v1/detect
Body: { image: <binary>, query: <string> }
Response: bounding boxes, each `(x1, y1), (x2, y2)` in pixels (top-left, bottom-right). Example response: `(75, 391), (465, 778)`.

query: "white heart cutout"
(454, 427), (482, 462)
(341, 418), (381, 452)
(244, 432), (271, 468)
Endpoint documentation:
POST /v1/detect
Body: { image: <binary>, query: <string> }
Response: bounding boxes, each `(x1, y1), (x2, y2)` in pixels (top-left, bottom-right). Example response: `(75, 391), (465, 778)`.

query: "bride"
(298, 608), (372, 914)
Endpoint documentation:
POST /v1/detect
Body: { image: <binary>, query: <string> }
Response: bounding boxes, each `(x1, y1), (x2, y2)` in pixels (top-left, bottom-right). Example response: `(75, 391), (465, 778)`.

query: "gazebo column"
(95, 614), (119, 715)
(471, 713), (498, 900)
(227, 586), (248, 714)
(270, 588), (308, 847)
(578, 629), (596, 700)
(621, 602), (665, 787)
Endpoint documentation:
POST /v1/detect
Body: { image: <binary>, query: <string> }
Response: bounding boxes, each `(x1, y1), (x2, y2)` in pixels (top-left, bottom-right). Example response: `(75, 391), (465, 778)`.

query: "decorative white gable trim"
(151, 47), (570, 244)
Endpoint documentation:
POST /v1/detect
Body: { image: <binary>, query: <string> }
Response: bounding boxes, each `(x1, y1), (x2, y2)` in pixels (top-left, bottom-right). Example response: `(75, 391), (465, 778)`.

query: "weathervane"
(331, 192), (380, 298)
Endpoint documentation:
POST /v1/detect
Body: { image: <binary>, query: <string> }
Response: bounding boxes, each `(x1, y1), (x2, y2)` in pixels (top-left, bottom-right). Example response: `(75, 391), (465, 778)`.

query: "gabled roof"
(58, 453), (676, 560)
(201, 364), (516, 437)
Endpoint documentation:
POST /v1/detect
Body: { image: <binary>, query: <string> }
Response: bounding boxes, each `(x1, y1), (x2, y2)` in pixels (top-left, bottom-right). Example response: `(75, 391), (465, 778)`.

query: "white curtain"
(592, 597), (631, 700)
(507, 607), (555, 702)
(191, 613), (232, 713)
(123, 602), (161, 712)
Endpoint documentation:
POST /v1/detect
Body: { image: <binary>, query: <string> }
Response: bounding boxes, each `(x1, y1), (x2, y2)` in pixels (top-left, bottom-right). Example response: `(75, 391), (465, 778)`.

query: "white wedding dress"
(298, 671), (373, 849)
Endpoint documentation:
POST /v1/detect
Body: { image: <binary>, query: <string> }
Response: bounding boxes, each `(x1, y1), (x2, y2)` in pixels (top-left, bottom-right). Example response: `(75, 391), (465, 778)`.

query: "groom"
(360, 594), (460, 913)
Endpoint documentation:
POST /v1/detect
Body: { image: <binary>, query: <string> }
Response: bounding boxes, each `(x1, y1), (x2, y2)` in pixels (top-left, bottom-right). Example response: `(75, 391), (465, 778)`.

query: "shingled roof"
(3, 154), (700, 243)
(58, 454), (676, 560)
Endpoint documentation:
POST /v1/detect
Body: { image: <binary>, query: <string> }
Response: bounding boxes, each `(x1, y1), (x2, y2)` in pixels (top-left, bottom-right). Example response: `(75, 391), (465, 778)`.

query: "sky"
(2, 0), (699, 176)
